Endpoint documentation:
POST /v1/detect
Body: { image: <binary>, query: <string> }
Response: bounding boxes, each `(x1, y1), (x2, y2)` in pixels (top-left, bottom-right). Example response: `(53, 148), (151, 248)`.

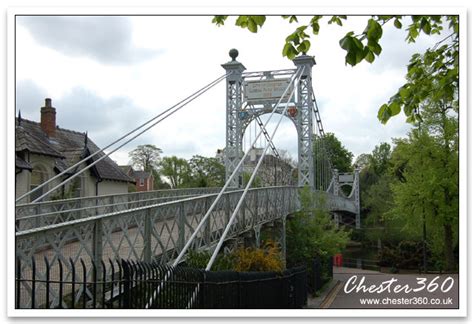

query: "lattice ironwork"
(15, 186), (300, 307)
(16, 187), (225, 231)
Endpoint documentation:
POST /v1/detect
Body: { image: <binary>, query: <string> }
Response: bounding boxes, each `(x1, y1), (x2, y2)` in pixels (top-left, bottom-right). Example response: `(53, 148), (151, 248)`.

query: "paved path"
(323, 267), (459, 309)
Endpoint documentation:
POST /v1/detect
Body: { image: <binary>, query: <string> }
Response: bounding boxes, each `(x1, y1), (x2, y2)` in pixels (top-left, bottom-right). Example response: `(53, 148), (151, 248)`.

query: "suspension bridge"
(15, 50), (360, 308)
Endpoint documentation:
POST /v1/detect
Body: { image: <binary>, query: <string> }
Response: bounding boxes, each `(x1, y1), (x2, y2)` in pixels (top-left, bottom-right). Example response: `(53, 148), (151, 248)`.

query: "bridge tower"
(222, 50), (316, 189)
(222, 49), (246, 188)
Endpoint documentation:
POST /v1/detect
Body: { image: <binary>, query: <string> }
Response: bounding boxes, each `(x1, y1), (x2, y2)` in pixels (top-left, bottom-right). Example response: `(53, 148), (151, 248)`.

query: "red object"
(333, 254), (343, 267)
(288, 106), (297, 117)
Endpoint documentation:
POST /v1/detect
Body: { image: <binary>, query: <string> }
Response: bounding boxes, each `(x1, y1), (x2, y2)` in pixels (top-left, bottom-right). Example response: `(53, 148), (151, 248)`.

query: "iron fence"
(16, 257), (307, 309)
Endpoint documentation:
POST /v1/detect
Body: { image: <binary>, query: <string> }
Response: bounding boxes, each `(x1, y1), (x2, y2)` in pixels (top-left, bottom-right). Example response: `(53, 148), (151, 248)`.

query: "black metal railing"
(16, 257), (307, 309)
(308, 256), (333, 292)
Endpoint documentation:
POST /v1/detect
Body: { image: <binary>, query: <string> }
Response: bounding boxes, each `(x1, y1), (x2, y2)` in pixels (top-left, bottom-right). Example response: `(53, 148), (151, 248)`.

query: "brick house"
(15, 98), (134, 203)
(120, 166), (155, 192)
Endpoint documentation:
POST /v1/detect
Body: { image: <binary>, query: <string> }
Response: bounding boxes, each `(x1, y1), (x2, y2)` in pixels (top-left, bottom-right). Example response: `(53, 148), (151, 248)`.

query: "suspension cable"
(172, 66), (303, 266)
(206, 68), (304, 271)
(23, 73), (229, 203)
(144, 67), (303, 309)
(311, 86), (335, 190)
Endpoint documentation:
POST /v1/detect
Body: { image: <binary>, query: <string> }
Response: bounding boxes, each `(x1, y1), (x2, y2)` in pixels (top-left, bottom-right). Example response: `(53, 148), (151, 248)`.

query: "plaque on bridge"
(339, 174), (354, 183)
(243, 79), (294, 104)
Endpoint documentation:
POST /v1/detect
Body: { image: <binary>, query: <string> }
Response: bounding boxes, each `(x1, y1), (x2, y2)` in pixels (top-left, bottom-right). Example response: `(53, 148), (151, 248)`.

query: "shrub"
(233, 240), (283, 272)
(185, 240), (283, 272)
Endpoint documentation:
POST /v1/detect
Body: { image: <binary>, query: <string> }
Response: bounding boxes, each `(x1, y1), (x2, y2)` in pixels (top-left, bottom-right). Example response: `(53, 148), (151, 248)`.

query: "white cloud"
(15, 15), (451, 165)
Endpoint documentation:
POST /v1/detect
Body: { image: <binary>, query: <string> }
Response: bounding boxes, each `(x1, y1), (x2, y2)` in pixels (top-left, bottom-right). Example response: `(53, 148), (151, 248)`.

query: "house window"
(30, 165), (48, 202)
(139, 178), (145, 186)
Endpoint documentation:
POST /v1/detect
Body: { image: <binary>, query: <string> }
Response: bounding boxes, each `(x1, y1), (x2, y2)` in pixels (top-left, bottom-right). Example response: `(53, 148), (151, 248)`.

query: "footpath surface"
(307, 267), (459, 309)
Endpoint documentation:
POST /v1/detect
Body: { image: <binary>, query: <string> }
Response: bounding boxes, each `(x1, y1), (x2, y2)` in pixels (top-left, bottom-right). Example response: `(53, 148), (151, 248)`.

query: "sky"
(15, 15), (451, 166)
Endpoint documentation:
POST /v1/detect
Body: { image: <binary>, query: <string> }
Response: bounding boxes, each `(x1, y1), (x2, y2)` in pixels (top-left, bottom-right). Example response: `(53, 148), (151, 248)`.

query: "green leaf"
(367, 39), (382, 55)
(212, 16), (228, 26)
(310, 16), (322, 35)
(345, 51), (357, 66)
(297, 40), (311, 54)
(378, 104), (391, 124)
(252, 16), (266, 27)
(422, 19), (431, 34)
(399, 87), (410, 100)
(405, 114), (416, 124)
(247, 18), (258, 33)
(235, 16), (248, 28)
(282, 43), (298, 59)
(352, 36), (364, 50)
(285, 32), (300, 44)
(339, 35), (353, 51)
(367, 19), (383, 41)
(394, 19), (402, 29)
(389, 102), (401, 116)
(365, 50), (375, 63)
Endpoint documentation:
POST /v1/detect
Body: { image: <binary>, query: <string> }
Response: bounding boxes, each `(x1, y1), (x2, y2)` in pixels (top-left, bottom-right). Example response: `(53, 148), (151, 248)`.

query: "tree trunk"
(443, 223), (456, 271)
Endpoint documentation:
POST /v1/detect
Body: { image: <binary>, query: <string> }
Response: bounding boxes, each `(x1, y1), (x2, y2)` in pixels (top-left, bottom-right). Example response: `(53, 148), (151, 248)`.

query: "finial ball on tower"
(229, 48), (239, 61)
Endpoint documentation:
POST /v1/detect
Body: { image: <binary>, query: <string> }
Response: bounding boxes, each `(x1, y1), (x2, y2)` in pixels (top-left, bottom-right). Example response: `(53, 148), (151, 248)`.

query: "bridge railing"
(15, 187), (227, 231)
(15, 186), (299, 308)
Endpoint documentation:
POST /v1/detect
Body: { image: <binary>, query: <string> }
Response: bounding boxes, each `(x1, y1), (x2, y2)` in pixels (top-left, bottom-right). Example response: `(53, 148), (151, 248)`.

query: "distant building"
(120, 166), (155, 192)
(15, 98), (133, 203)
(216, 147), (297, 187)
(243, 147), (297, 186)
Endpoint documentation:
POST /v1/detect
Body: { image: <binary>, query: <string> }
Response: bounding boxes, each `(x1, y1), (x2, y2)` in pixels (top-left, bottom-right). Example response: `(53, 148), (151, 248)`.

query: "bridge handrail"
(15, 188), (229, 231)
(15, 186), (297, 239)
(16, 187), (224, 210)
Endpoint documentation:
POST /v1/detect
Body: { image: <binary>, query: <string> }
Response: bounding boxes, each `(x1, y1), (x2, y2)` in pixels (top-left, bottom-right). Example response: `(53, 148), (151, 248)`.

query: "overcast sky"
(15, 15), (450, 165)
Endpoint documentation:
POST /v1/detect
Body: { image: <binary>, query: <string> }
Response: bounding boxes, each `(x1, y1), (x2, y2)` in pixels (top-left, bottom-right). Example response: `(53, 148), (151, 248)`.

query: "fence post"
(108, 196), (114, 214)
(93, 218), (104, 305)
(225, 194), (231, 225)
(204, 197), (211, 245)
(144, 209), (152, 263)
(254, 190), (259, 224)
(327, 255), (333, 279)
(312, 257), (322, 292)
(265, 189), (269, 219)
(122, 260), (131, 308)
(178, 203), (185, 252)
(279, 217), (287, 268)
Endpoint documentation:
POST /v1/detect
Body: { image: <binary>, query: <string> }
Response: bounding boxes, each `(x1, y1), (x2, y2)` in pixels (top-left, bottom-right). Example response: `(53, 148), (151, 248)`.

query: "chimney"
(40, 98), (56, 137)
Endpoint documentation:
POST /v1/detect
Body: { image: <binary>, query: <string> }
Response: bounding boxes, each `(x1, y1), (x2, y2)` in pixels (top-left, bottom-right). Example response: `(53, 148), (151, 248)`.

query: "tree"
(314, 132), (353, 173)
(354, 153), (371, 170)
(378, 17), (458, 124)
(369, 142), (392, 177)
(188, 155), (225, 187)
(286, 187), (350, 267)
(150, 168), (171, 190)
(159, 156), (191, 189)
(388, 100), (458, 270)
(128, 144), (162, 172)
(212, 15), (459, 123)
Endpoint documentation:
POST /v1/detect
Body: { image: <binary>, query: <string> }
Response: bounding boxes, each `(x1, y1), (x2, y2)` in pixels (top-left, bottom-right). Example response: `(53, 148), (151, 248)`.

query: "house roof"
(15, 118), (133, 183)
(15, 155), (32, 170)
(131, 170), (153, 180)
